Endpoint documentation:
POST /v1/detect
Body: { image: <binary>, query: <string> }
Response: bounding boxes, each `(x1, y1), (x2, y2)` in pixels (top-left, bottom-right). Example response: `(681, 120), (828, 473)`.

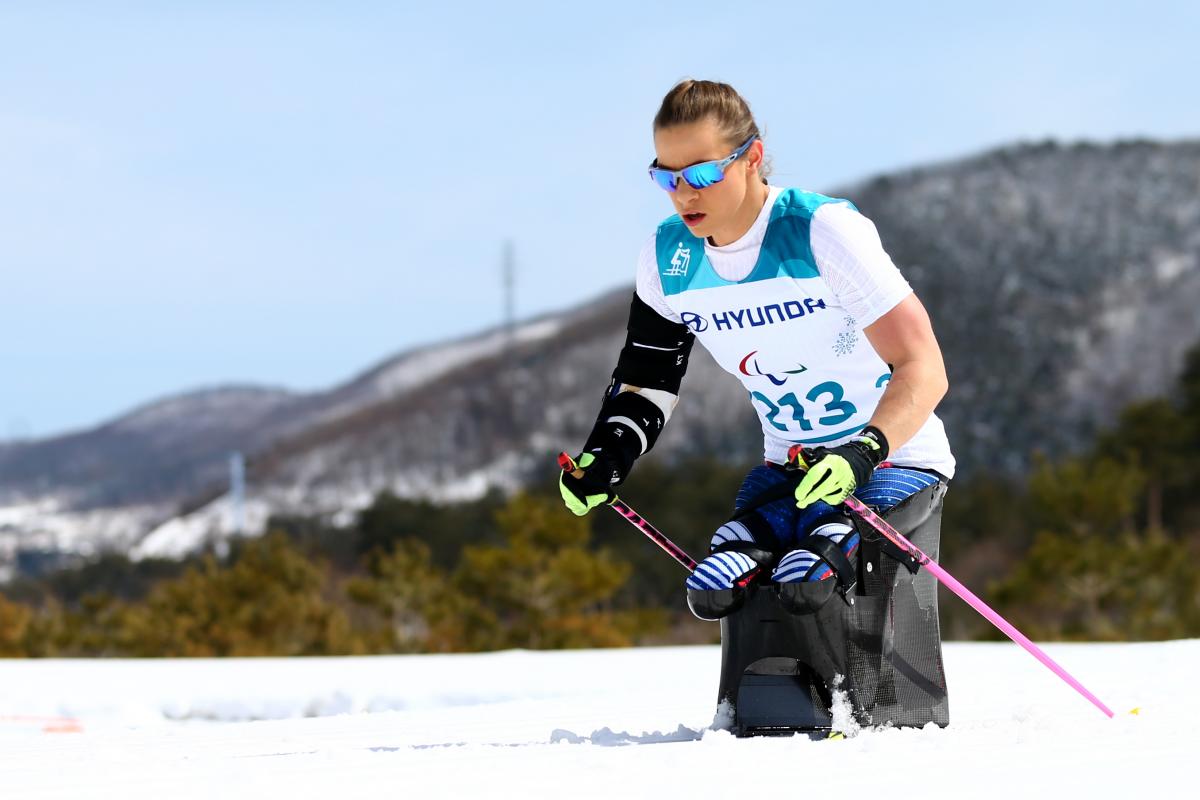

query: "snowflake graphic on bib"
(833, 316), (859, 357)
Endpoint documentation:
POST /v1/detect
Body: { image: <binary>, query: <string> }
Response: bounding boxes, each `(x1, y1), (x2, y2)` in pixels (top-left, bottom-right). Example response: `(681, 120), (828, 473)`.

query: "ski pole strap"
(857, 521), (923, 575)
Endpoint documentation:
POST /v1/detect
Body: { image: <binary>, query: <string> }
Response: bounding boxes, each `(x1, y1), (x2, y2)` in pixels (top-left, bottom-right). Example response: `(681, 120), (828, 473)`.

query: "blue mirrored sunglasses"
(648, 135), (758, 192)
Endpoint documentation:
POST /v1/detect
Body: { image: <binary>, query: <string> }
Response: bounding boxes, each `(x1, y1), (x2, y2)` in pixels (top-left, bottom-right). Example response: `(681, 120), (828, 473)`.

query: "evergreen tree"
(1026, 454), (1144, 539)
(118, 532), (355, 657)
(1178, 342), (1200, 420)
(452, 493), (636, 650)
(1096, 399), (1191, 531)
(992, 526), (1200, 640)
(0, 592), (33, 657)
(345, 539), (470, 653)
(354, 489), (504, 568)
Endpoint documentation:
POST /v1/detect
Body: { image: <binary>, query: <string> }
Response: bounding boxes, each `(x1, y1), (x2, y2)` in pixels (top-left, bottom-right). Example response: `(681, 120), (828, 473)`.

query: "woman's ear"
(745, 140), (765, 176)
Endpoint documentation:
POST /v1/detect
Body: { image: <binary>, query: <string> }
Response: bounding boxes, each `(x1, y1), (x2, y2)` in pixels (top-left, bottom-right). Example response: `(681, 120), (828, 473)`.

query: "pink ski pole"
(842, 495), (1114, 718)
(558, 452), (697, 571)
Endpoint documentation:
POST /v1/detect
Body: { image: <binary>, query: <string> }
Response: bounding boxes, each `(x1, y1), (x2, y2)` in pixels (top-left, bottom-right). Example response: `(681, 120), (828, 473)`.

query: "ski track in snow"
(0, 641), (1194, 799)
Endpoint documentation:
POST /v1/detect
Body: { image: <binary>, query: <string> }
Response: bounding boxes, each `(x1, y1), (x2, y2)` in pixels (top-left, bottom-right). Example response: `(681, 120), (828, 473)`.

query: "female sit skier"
(560, 79), (955, 619)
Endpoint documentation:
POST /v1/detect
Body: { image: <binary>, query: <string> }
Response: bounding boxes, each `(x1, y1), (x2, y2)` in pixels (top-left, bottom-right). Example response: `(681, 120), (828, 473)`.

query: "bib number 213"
(751, 381), (857, 435)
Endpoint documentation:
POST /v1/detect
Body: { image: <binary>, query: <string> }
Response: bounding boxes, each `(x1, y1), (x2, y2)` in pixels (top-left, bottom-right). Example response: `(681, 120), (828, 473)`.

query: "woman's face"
(652, 117), (765, 246)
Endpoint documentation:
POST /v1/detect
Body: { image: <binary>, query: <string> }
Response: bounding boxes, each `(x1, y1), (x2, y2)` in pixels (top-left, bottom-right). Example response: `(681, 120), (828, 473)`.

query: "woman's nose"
(673, 182), (700, 204)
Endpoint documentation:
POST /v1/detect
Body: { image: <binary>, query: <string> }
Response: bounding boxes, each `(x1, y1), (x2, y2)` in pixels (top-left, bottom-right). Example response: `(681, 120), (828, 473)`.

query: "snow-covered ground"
(0, 640), (1193, 799)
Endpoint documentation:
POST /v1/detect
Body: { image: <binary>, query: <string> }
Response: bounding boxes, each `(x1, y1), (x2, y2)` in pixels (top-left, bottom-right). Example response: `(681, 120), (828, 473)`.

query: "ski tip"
(826, 731), (846, 740)
(1128, 707), (1141, 716)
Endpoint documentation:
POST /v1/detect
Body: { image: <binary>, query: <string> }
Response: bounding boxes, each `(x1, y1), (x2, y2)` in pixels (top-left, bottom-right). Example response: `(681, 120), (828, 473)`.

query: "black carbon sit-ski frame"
(717, 480), (950, 736)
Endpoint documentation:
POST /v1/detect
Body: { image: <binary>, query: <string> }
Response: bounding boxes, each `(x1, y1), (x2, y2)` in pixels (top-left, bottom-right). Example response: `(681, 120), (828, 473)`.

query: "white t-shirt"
(635, 186), (956, 478)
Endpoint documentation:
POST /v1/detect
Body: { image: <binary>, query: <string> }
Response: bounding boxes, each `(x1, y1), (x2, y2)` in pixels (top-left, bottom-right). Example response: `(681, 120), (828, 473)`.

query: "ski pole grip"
(786, 444), (814, 471)
(557, 451), (584, 479)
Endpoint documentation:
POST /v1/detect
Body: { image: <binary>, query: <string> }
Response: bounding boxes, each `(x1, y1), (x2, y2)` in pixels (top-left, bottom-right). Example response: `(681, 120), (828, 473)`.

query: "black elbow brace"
(583, 388), (667, 467)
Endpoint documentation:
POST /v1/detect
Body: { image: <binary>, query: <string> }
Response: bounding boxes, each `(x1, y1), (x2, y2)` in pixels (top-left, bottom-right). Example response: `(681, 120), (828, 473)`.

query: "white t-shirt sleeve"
(634, 233), (683, 324)
(810, 203), (912, 328)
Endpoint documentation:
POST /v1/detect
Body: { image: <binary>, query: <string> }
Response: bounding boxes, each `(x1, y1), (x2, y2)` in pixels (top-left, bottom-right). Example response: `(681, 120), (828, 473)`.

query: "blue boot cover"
(771, 521), (860, 584)
(686, 546), (763, 621)
(687, 551), (760, 591)
(772, 521), (860, 615)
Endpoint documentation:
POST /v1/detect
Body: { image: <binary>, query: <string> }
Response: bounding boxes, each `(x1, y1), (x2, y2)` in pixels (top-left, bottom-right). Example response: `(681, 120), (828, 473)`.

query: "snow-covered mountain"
(0, 310), (571, 566)
(3, 139), (1199, 568)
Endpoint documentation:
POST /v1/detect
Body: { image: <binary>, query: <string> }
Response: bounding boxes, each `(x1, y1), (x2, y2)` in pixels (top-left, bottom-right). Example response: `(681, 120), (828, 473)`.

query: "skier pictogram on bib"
(665, 242), (691, 277)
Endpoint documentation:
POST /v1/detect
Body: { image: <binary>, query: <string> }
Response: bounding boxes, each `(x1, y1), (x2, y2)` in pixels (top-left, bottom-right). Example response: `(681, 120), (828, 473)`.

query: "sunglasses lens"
(649, 168), (678, 192)
(682, 163), (725, 189)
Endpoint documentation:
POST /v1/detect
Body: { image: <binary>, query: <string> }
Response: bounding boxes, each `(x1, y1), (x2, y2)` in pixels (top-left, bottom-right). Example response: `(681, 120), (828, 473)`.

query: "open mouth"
(682, 212), (706, 226)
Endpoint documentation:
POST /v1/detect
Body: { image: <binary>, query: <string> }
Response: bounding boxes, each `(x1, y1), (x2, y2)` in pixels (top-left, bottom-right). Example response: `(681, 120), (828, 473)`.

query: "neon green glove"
(792, 428), (888, 509)
(558, 453), (616, 516)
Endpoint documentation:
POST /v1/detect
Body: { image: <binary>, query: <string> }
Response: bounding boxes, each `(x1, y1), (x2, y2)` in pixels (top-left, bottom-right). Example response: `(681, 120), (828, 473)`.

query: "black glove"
(790, 426), (889, 508)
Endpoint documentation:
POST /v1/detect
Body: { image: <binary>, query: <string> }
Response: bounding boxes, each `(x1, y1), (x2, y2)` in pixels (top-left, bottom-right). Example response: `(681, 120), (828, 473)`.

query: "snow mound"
(550, 724), (704, 746)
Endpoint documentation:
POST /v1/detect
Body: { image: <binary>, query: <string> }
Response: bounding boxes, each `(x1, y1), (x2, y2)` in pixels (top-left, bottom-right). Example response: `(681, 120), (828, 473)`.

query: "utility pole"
(229, 451), (245, 537)
(503, 239), (515, 354)
(502, 240), (516, 431)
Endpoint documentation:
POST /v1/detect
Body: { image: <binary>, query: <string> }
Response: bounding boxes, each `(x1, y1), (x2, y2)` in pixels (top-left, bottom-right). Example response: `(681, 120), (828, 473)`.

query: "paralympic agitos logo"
(739, 351), (808, 386)
(680, 298), (828, 334)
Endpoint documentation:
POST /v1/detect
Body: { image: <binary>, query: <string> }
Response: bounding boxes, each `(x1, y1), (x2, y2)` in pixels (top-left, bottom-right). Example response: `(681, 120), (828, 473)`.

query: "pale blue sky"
(2, 1), (1198, 438)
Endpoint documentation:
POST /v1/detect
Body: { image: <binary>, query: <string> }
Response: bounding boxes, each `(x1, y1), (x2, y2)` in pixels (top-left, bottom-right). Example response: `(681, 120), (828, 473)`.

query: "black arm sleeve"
(611, 291), (695, 393)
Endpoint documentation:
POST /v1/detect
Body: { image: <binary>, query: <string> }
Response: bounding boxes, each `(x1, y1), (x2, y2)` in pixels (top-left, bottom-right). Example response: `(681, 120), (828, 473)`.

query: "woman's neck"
(708, 181), (771, 247)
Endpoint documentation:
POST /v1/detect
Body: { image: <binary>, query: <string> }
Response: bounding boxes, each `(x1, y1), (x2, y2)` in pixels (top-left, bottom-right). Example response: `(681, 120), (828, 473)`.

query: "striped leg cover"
(685, 521), (761, 591)
(686, 550), (761, 591)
